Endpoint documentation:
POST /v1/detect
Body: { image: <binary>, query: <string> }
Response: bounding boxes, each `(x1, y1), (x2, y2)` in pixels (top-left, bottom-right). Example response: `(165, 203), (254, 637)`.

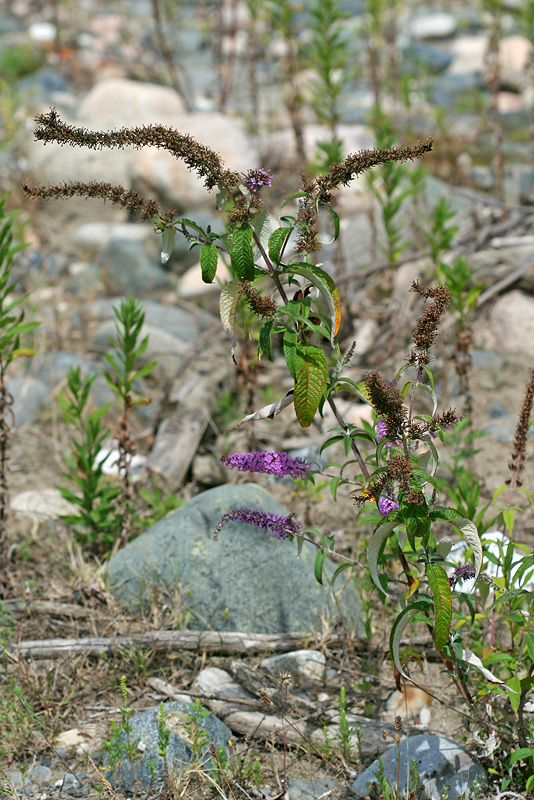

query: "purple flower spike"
(214, 507), (301, 540)
(449, 564), (476, 589)
(377, 420), (402, 448)
(378, 494), (400, 517)
(241, 168), (273, 193)
(220, 450), (310, 479)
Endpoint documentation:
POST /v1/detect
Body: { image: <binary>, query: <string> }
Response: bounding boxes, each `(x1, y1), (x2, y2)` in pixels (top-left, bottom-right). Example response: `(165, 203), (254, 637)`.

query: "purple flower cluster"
(241, 168), (273, 193)
(377, 420), (402, 448)
(378, 494), (400, 517)
(449, 564), (476, 589)
(220, 450), (310, 479)
(214, 507), (301, 540)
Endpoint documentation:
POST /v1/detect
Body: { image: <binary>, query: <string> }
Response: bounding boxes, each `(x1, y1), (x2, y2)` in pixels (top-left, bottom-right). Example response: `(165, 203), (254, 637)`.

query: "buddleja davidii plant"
(341, 283), (491, 695)
(22, 109), (432, 428)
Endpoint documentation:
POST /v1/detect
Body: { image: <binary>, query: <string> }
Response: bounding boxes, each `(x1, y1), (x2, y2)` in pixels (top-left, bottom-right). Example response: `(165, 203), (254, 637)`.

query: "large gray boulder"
(101, 700), (231, 792)
(106, 484), (360, 634)
(352, 734), (487, 800)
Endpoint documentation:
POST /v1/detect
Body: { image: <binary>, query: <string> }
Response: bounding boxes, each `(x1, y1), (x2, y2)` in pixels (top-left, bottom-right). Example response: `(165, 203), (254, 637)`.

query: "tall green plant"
(0, 195), (39, 594)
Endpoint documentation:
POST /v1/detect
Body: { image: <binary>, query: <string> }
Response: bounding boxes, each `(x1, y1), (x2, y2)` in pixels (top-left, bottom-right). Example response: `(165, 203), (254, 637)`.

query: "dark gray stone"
(87, 297), (215, 342)
(101, 700), (231, 792)
(99, 239), (174, 294)
(401, 42), (453, 73)
(352, 734), (487, 800)
(106, 484), (361, 634)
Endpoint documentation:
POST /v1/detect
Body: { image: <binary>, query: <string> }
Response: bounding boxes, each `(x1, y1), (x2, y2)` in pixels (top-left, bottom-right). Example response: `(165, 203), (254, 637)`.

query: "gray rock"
(78, 78), (187, 128)
(27, 765), (52, 784)
(106, 484), (361, 634)
(99, 238), (174, 294)
(261, 650), (326, 688)
(72, 222), (153, 251)
(288, 777), (338, 799)
(100, 700), (231, 792)
(92, 319), (185, 381)
(352, 734), (487, 800)
(87, 298), (215, 342)
(401, 42), (454, 73)
(8, 376), (49, 427)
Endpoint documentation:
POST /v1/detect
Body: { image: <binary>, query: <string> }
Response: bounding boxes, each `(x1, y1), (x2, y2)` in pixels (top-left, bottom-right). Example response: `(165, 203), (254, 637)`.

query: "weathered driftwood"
(9, 630), (306, 659)
(2, 600), (92, 618)
(147, 335), (236, 489)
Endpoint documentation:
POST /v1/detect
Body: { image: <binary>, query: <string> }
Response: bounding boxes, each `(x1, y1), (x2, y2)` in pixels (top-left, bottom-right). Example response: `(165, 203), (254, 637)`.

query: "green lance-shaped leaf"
(200, 243), (218, 283)
(429, 507), (482, 587)
(283, 330), (299, 379)
(390, 599), (433, 679)
(289, 262), (341, 345)
(160, 226), (176, 265)
(219, 281), (242, 337)
(230, 225), (255, 280)
(259, 320), (273, 361)
(314, 549), (328, 585)
(293, 344), (328, 428)
(367, 517), (402, 598)
(425, 563), (452, 651)
(252, 210), (272, 254)
(268, 227), (291, 265)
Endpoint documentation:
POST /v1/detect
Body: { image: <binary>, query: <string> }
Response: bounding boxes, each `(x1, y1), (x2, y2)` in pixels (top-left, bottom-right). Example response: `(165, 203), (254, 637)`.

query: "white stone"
(72, 222), (152, 250)
(448, 530), (534, 593)
(178, 260), (231, 299)
(485, 290), (534, 354)
(500, 34), (532, 72)
(11, 488), (77, 520)
(78, 78), (187, 127)
(260, 649), (326, 688)
(447, 34), (489, 75)
(28, 21), (56, 42)
(409, 12), (457, 40)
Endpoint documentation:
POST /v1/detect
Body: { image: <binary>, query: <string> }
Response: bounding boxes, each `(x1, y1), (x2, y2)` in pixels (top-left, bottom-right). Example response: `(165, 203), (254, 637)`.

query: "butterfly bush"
(220, 450), (310, 478)
(214, 508), (301, 540)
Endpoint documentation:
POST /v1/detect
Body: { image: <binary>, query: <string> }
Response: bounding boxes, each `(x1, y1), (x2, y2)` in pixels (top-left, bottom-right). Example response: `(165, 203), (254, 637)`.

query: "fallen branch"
(8, 630), (308, 659)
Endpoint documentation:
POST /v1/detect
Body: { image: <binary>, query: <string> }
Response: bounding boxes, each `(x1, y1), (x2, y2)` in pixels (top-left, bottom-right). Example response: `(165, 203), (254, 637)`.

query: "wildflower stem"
(327, 395), (370, 481)
(252, 230), (289, 304)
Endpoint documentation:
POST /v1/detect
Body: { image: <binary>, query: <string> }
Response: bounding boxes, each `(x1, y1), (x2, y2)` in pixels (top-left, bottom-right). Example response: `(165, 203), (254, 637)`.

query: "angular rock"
(261, 650), (326, 689)
(352, 734), (487, 800)
(409, 12), (457, 39)
(8, 376), (49, 427)
(11, 488), (76, 520)
(485, 290), (534, 355)
(100, 700), (231, 792)
(129, 111), (259, 211)
(106, 484), (361, 634)
(191, 667), (256, 719)
(99, 238), (174, 295)
(78, 78), (187, 127)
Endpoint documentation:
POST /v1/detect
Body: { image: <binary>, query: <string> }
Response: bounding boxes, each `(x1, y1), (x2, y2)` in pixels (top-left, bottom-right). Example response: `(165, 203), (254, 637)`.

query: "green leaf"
(506, 677), (521, 712)
(318, 202), (340, 243)
(289, 262), (341, 345)
(277, 191), (309, 220)
(293, 344), (328, 428)
(283, 330), (298, 379)
(200, 243), (218, 283)
(251, 210), (272, 254)
(268, 227), (291, 265)
(259, 321), (273, 361)
(509, 747), (534, 765)
(230, 225), (255, 280)
(429, 507), (482, 585)
(367, 518), (401, 597)
(314, 549), (327, 585)
(173, 217), (207, 238)
(330, 475), (341, 501)
(160, 226), (176, 264)
(525, 632), (534, 663)
(401, 496), (429, 550)
(219, 281), (242, 337)
(390, 600), (433, 679)
(425, 563), (452, 651)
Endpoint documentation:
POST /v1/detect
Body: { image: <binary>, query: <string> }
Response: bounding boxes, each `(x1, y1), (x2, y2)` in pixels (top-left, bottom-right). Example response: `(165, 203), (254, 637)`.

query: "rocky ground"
(1, 1), (534, 799)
